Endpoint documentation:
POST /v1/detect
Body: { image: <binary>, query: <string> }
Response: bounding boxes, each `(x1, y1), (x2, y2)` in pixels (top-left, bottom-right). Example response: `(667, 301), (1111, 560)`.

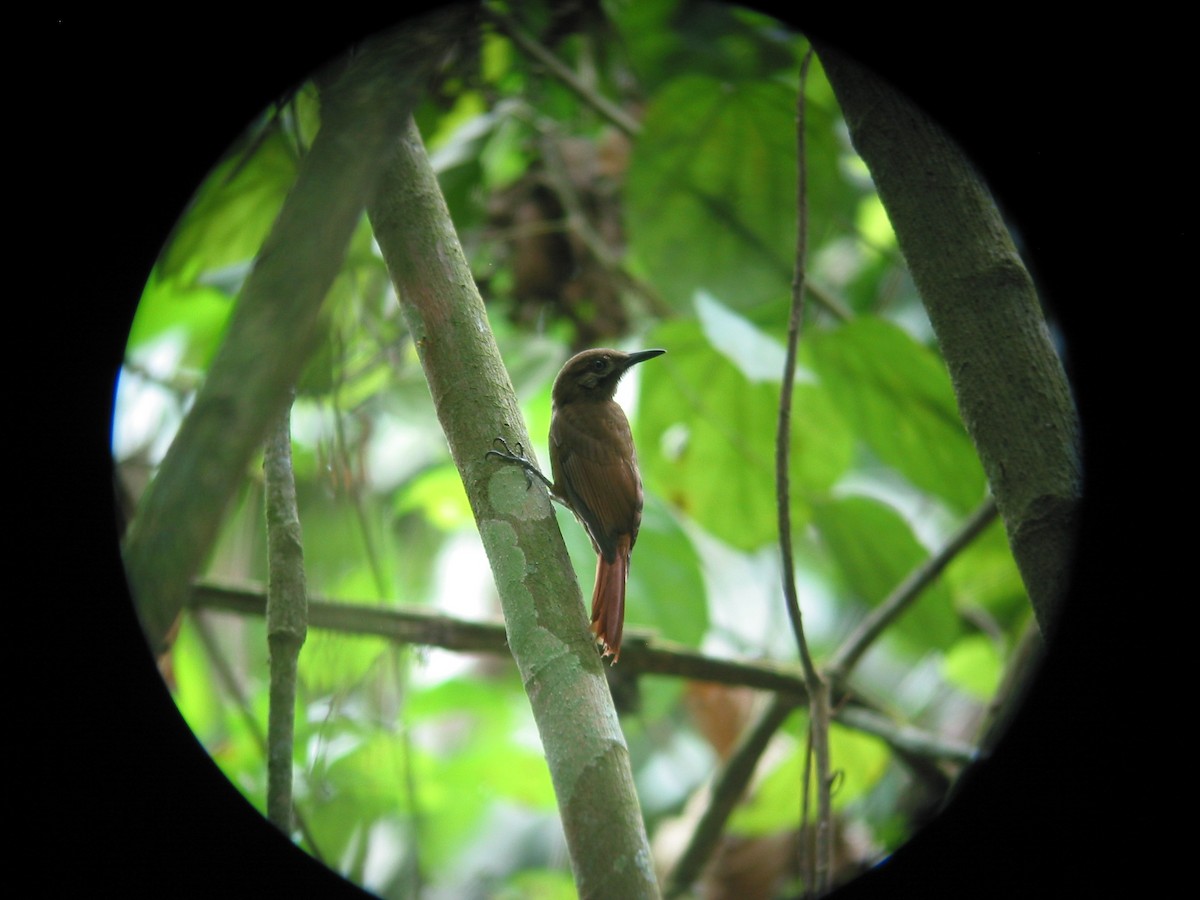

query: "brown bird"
(488, 347), (665, 661)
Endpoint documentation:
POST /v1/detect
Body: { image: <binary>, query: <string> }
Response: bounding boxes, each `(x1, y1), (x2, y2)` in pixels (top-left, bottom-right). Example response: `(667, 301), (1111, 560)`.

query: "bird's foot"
(486, 437), (553, 491)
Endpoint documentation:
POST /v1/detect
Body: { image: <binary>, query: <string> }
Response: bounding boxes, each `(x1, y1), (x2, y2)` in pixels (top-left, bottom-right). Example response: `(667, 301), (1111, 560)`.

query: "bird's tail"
(590, 534), (631, 662)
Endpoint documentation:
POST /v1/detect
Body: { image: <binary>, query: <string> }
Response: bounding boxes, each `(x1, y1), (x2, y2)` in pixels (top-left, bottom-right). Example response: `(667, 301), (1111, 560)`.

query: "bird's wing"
(552, 406), (643, 563)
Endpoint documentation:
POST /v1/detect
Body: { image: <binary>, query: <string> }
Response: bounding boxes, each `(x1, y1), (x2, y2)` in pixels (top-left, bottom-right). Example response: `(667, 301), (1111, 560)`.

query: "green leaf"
(827, 722), (891, 808)
(126, 271), (234, 369)
(169, 616), (227, 743)
(811, 495), (961, 652)
(159, 126), (299, 284)
(407, 677), (519, 722)
(627, 75), (797, 311)
(495, 869), (577, 900)
(695, 289), (788, 382)
(942, 634), (1003, 700)
(611, 0), (803, 91)
(627, 495), (707, 646)
(638, 307), (853, 550)
(626, 67), (859, 313)
(944, 519), (1029, 628)
(395, 464), (474, 532)
(728, 720), (888, 835)
(401, 680), (558, 870)
(806, 317), (987, 512)
(299, 625), (391, 696)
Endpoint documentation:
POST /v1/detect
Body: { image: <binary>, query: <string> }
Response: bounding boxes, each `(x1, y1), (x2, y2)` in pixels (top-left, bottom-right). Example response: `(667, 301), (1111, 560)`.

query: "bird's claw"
(486, 435), (552, 492)
(486, 436), (524, 461)
(486, 436), (538, 490)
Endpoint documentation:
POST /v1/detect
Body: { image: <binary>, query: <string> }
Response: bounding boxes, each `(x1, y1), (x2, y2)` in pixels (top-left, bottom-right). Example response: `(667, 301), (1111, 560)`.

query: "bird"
(488, 347), (665, 661)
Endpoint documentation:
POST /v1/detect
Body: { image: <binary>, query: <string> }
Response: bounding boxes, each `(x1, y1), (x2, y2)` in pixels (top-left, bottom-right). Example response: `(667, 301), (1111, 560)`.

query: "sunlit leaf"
(639, 306), (853, 549)
(696, 289), (789, 383)
(169, 616), (227, 743)
(496, 868), (577, 900)
(127, 272), (233, 368)
(728, 721), (888, 835)
(403, 680), (557, 870)
(942, 633), (1003, 700)
(396, 464), (474, 531)
(299, 631), (391, 697)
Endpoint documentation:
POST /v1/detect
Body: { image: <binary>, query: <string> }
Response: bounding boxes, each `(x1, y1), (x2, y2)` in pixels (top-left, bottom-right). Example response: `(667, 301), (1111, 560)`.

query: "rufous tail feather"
(590, 535), (631, 662)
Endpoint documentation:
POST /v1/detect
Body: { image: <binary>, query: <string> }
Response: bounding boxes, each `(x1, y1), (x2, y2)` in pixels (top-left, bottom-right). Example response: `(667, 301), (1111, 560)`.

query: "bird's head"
(552, 347), (666, 404)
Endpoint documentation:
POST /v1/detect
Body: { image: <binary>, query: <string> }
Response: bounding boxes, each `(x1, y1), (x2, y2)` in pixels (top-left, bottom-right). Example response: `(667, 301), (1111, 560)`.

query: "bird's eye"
(592, 358), (607, 372)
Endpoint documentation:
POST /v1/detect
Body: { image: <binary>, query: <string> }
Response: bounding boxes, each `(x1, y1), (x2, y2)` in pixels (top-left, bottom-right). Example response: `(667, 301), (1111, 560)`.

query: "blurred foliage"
(113, 0), (1033, 896)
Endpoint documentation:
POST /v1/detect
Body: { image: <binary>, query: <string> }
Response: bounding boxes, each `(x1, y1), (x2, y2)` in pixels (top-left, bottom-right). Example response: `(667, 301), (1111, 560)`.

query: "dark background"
(42, 4), (1152, 895)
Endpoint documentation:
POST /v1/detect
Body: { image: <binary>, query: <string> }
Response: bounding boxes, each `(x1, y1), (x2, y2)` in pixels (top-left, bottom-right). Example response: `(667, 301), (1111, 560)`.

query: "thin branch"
(191, 582), (977, 771)
(777, 53), (819, 682)
(263, 392), (308, 834)
(833, 706), (978, 766)
(620, 634), (808, 696)
(806, 279), (854, 322)
(800, 716), (816, 893)
(189, 612), (324, 862)
(664, 694), (801, 899)
(825, 497), (999, 683)
(775, 48), (834, 897)
(482, 6), (641, 138)
(189, 582), (809, 695)
(194, 583), (510, 651)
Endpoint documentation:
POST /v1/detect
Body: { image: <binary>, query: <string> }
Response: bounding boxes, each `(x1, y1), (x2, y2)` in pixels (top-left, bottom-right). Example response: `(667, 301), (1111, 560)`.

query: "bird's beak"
(625, 348), (666, 368)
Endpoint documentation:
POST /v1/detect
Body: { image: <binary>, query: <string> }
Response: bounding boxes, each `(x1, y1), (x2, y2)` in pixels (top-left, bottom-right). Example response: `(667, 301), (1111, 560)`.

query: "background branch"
(121, 19), (464, 652)
(834, 707), (977, 766)
(483, 5), (641, 138)
(189, 581), (974, 770)
(190, 582), (809, 696)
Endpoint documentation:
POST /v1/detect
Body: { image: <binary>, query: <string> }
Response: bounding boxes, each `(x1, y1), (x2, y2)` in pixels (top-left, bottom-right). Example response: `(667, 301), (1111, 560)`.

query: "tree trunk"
(367, 116), (659, 900)
(814, 43), (1082, 638)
